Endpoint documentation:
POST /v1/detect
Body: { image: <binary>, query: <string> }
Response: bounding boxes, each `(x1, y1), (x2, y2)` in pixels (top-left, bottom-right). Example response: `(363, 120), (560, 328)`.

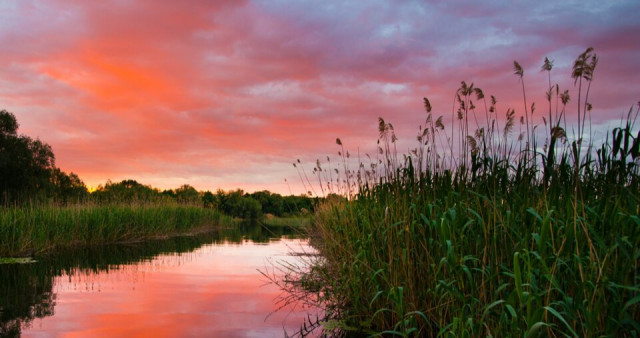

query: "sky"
(1, 0), (639, 195)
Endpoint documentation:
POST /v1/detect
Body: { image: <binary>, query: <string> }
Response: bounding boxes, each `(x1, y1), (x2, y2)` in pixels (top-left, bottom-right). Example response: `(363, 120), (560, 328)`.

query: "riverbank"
(0, 204), (235, 257)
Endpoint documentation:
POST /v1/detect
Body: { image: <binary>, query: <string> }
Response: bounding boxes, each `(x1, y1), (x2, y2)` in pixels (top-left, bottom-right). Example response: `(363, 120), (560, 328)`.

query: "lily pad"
(0, 257), (37, 264)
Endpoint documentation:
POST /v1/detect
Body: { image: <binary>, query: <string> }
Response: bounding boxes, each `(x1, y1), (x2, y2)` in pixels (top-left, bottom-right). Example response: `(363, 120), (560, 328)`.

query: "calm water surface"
(0, 223), (319, 337)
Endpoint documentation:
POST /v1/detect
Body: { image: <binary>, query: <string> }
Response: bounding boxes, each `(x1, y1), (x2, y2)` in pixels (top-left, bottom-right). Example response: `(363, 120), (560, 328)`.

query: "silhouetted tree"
(51, 168), (89, 203)
(0, 110), (56, 204)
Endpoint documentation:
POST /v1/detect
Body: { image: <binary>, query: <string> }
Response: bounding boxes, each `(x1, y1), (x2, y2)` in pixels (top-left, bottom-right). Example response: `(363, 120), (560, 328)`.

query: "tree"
(51, 168), (89, 204)
(215, 189), (263, 219)
(238, 197), (261, 219)
(219, 189), (243, 216)
(282, 194), (315, 215)
(0, 110), (18, 136)
(0, 110), (56, 204)
(202, 191), (216, 208)
(174, 184), (199, 205)
(91, 179), (164, 204)
(250, 190), (284, 216)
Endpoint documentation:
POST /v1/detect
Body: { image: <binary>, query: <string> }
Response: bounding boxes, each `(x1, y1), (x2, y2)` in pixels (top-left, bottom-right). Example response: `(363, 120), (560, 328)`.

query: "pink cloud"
(0, 0), (638, 194)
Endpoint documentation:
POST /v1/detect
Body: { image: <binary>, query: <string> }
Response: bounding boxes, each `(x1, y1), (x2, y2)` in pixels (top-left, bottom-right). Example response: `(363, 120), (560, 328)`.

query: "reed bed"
(0, 204), (233, 257)
(303, 48), (640, 336)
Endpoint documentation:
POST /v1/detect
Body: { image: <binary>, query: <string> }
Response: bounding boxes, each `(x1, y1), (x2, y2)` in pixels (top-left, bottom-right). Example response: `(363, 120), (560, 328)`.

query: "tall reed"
(302, 48), (640, 337)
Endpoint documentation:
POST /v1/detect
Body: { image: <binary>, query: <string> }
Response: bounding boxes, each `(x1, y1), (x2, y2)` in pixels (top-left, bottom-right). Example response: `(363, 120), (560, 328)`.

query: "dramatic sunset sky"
(1, 1), (638, 194)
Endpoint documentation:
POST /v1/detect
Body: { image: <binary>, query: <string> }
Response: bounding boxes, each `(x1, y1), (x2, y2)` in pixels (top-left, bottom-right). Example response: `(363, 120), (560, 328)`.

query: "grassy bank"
(0, 204), (233, 257)
(304, 49), (640, 336)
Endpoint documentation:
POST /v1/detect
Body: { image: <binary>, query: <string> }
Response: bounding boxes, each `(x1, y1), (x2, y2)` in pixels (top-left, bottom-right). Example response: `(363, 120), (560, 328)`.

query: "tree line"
(91, 180), (316, 218)
(0, 109), (316, 218)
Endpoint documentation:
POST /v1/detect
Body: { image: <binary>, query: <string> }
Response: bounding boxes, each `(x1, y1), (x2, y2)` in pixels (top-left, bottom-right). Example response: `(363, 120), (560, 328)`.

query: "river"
(0, 223), (321, 337)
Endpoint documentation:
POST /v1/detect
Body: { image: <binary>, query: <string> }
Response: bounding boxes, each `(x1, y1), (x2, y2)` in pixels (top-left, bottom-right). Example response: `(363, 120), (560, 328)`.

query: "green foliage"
(238, 196), (262, 219)
(303, 48), (640, 337)
(174, 184), (199, 205)
(91, 179), (167, 204)
(215, 189), (261, 219)
(202, 191), (216, 208)
(209, 189), (315, 219)
(282, 194), (316, 215)
(250, 190), (285, 215)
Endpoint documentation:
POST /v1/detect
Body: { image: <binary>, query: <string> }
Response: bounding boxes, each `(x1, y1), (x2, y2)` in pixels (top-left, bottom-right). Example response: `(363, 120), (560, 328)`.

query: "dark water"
(0, 223), (319, 337)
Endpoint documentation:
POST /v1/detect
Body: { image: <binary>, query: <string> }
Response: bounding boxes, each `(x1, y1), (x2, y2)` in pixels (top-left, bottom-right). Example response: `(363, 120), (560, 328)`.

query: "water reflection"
(0, 222), (315, 337)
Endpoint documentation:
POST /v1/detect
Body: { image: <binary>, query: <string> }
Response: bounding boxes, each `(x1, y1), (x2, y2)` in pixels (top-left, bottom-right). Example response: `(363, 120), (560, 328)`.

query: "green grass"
(300, 48), (640, 336)
(0, 204), (233, 257)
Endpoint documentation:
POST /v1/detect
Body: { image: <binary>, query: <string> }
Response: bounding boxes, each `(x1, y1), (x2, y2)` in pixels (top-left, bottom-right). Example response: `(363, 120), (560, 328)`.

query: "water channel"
(0, 223), (320, 337)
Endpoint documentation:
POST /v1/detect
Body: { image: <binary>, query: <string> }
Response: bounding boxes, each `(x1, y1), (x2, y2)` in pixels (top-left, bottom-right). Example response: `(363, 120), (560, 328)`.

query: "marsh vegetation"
(289, 48), (640, 337)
